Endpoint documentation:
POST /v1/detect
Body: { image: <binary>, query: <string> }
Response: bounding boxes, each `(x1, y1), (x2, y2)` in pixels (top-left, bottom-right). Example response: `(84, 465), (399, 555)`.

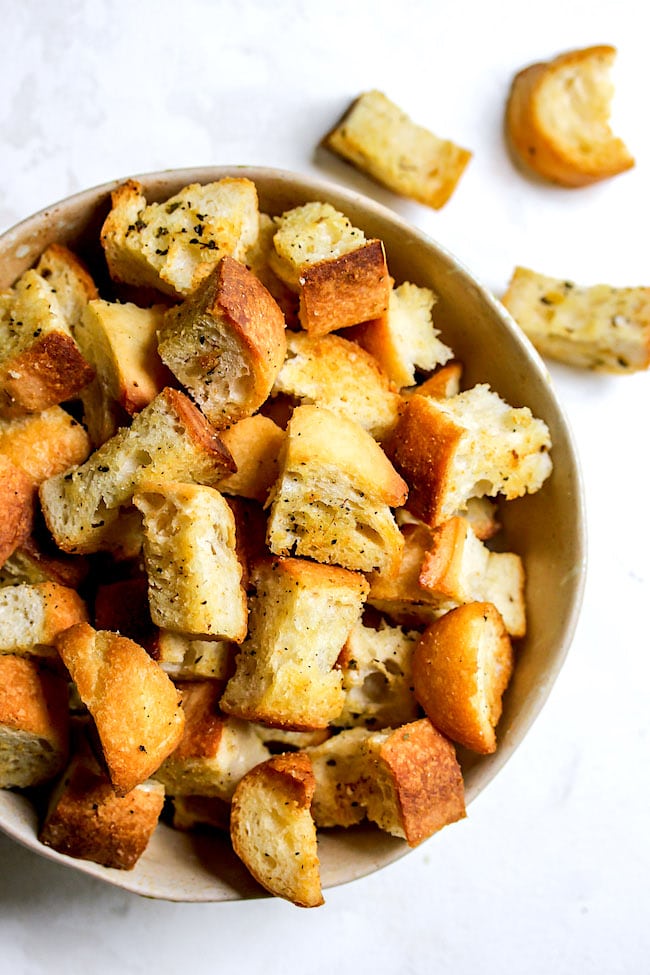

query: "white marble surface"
(1, 2), (649, 973)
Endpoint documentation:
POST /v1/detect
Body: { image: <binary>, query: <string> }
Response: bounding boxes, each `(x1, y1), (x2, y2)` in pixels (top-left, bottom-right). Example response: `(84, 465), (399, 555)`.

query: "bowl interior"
(0, 166), (586, 901)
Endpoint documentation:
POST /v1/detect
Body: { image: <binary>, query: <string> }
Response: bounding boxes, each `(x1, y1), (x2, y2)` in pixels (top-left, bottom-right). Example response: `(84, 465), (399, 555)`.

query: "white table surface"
(1, 2), (648, 973)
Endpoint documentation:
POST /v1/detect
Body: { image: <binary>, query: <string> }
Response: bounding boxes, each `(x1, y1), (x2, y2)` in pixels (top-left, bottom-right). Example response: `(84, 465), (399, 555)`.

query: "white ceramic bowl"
(0, 166), (586, 901)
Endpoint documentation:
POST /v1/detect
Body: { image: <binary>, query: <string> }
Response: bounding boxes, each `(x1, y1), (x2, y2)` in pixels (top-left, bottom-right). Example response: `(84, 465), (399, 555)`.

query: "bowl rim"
(0, 165), (587, 901)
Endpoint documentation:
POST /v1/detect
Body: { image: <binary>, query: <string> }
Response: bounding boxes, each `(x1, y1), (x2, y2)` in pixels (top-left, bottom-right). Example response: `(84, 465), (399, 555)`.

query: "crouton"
(100, 178), (260, 297)
(55, 623), (185, 795)
(505, 45), (634, 187)
(171, 794), (231, 832)
(149, 631), (234, 681)
(0, 654), (69, 788)
(410, 360), (463, 399)
(0, 406), (91, 486)
(0, 270), (94, 415)
(307, 727), (371, 828)
(419, 516), (526, 638)
(0, 582), (88, 659)
(217, 414), (285, 503)
(230, 752), (324, 907)
(502, 266), (650, 373)
(413, 602), (514, 753)
(272, 331), (401, 440)
(133, 479), (247, 641)
(34, 243), (98, 323)
(385, 388), (552, 526)
(0, 455), (33, 567)
(220, 557), (368, 730)
(323, 90), (472, 209)
(349, 281), (453, 388)
(153, 682), (270, 799)
(244, 212), (300, 327)
(40, 745), (165, 870)
(39, 387), (235, 555)
(158, 256), (287, 426)
(266, 405), (407, 574)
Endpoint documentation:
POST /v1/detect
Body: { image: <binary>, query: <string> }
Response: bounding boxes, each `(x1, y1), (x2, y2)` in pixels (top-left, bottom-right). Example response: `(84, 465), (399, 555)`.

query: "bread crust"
(0, 455), (34, 567)
(506, 45), (635, 188)
(0, 330), (95, 417)
(0, 406), (91, 486)
(299, 239), (390, 335)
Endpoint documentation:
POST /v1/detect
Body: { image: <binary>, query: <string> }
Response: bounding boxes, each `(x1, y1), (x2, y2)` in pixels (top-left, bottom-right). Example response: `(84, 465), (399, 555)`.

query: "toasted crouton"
(336, 618), (420, 729)
(413, 602), (514, 753)
(349, 281), (453, 388)
(39, 388), (235, 555)
(410, 360), (463, 399)
(0, 655), (69, 788)
(149, 631), (234, 681)
(75, 299), (171, 422)
(55, 623), (185, 795)
(244, 212), (300, 327)
(158, 256), (287, 426)
(505, 45), (634, 187)
(385, 388), (552, 526)
(0, 455), (33, 567)
(100, 178), (260, 297)
(34, 243), (98, 322)
(0, 270), (94, 416)
(0, 406), (91, 486)
(0, 535), (89, 590)
(220, 557), (368, 730)
(419, 517), (526, 638)
(272, 331), (401, 440)
(307, 727), (372, 828)
(217, 414), (286, 503)
(230, 752), (324, 907)
(133, 480), (247, 641)
(154, 682), (270, 799)
(266, 405), (407, 574)
(39, 745), (165, 870)
(359, 718), (466, 845)
(0, 582), (88, 659)
(323, 90), (472, 209)
(502, 266), (650, 373)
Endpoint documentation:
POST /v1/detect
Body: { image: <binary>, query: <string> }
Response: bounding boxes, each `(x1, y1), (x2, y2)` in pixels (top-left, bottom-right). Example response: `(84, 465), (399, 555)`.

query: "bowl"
(0, 166), (586, 901)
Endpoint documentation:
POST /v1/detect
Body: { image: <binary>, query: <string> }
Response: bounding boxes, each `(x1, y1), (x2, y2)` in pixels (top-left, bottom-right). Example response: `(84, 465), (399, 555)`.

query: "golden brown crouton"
(158, 256), (287, 426)
(217, 414), (286, 503)
(502, 266), (650, 373)
(266, 405), (407, 574)
(0, 535), (89, 590)
(0, 406), (91, 486)
(505, 45), (634, 187)
(220, 557), (368, 730)
(0, 455), (33, 567)
(0, 582), (88, 659)
(230, 752), (324, 907)
(323, 90), (472, 209)
(413, 602), (514, 754)
(367, 523), (452, 626)
(55, 623), (185, 795)
(100, 178), (260, 297)
(0, 654), (69, 788)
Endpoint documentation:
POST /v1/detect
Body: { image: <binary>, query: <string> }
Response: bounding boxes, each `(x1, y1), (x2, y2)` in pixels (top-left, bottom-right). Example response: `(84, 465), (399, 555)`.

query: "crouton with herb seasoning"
(385, 387), (552, 527)
(0, 455), (33, 568)
(55, 623), (185, 796)
(230, 751), (324, 907)
(220, 556), (369, 730)
(268, 201), (390, 335)
(502, 266), (650, 373)
(266, 405), (407, 574)
(0, 406), (91, 486)
(322, 90), (472, 209)
(39, 387), (235, 555)
(133, 479), (247, 642)
(158, 256), (287, 427)
(217, 414), (285, 503)
(100, 177), (260, 298)
(0, 582), (88, 659)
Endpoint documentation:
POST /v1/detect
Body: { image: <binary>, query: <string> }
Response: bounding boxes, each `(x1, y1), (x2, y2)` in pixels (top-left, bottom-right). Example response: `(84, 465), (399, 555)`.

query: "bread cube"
(349, 281), (453, 388)
(39, 387), (235, 555)
(506, 45), (635, 188)
(0, 582), (88, 659)
(244, 211), (300, 327)
(367, 523), (451, 625)
(0, 270), (94, 416)
(0, 406), (91, 486)
(385, 388), (552, 526)
(100, 177), (260, 297)
(154, 682), (270, 799)
(502, 266), (650, 373)
(410, 360), (463, 399)
(158, 256), (287, 426)
(150, 631), (234, 681)
(230, 752), (323, 907)
(133, 480), (247, 641)
(40, 746), (165, 870)
(307, 727), (371, 828)
(323, 90), (472, 209)
(0, 455), (33, 567)
(413, 602), (514, 753)
(217, 414), (285, 503)
(419, 516), (526, 637)
(55, 623), (185, 795)
(273, 331), (400, 440)
(220, 556), (368, 730)
(336, 619), (420, 729)
(0, 655), (69, 788)
(0, 535), (89, 590)
(266, 405), (407, 574)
